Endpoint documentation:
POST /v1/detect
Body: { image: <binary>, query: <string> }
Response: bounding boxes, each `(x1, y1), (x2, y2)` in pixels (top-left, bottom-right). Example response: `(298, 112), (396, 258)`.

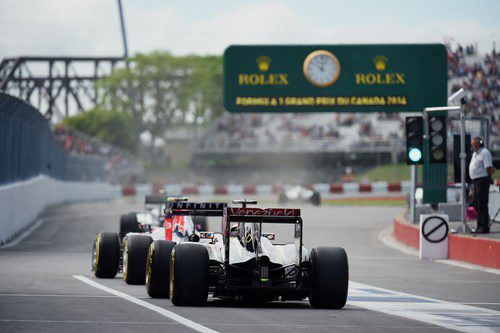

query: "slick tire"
(119, 213), (141, 240)
(311, 191), (321, 206)
(309, 247), (349, 309)
(123, 235), (153, 285)
(92, 231), (120, 278)
(146, 240), (175, 298)
(170, 243), (209, 306)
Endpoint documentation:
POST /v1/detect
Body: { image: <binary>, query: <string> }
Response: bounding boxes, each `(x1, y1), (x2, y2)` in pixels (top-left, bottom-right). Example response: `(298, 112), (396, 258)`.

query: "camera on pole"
(428, 116), (447, 164)
(405, 116), (424, 165)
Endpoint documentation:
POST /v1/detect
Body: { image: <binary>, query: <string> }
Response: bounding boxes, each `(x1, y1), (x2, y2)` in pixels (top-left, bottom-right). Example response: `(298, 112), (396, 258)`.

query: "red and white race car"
(91, 196), (204, 290)
(145, 199), (349, 308)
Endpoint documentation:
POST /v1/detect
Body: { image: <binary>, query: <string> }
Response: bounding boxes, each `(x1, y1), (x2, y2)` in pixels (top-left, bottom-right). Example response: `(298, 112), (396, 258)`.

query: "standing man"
(469, 137), (495, 233)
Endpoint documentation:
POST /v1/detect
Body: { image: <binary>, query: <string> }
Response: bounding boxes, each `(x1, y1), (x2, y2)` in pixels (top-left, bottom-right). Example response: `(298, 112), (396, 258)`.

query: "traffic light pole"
(410, 164), (417, 223)
(458, 100), (472, 234)
(425, 105), (469, 233)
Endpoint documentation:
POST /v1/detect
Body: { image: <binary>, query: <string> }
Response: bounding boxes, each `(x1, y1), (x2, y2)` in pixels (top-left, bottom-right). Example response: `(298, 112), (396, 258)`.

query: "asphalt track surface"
(1, 197), (499, 333)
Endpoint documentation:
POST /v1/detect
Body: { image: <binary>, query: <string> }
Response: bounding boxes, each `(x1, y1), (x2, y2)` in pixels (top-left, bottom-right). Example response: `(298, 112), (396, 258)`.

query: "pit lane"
(0, 196), (498, 333)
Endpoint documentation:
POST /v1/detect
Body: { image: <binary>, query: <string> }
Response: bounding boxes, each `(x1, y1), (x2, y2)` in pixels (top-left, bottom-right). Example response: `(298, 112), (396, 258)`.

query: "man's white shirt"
(469, 147), (493, 180)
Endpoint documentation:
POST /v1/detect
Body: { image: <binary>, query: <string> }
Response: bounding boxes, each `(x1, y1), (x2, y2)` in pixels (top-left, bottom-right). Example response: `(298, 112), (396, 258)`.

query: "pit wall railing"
(0, 93), (113, 245)
(0, 92), (108, 184)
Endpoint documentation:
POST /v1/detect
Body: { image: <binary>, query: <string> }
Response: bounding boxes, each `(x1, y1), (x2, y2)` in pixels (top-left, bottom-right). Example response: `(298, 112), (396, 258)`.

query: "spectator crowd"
(53, 125), (132, 171)
(198, 42), (500, 153)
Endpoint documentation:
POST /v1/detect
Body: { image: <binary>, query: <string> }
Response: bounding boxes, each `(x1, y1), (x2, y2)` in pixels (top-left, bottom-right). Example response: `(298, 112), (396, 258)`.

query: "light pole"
(116, 0), (138, 130)
(117, 0), (129, 63)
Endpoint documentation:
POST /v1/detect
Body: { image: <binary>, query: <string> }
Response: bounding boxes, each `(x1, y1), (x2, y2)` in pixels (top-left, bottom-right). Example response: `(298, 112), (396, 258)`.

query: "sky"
(0, 0), (499, 58)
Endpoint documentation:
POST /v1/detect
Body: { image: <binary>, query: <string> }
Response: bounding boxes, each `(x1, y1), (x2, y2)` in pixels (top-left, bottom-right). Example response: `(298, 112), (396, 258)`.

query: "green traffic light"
(409, 148), (422, 162)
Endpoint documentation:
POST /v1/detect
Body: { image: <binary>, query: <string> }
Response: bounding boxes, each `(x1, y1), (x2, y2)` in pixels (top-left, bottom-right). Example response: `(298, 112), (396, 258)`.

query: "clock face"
(303, 50), (340, 87)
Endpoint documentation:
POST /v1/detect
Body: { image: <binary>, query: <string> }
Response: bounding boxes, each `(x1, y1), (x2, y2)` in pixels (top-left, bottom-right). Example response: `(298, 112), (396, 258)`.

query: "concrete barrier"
(0, 175), (112, 245)
(393, 214), (500, 269)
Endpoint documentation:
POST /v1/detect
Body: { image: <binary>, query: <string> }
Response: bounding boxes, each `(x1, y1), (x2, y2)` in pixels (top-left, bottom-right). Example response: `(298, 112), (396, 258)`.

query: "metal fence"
(0, 92), (106, 185)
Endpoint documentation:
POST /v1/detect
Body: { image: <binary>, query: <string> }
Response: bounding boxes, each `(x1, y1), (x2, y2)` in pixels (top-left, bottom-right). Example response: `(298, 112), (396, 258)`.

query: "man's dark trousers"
(473, 176), (490, 231)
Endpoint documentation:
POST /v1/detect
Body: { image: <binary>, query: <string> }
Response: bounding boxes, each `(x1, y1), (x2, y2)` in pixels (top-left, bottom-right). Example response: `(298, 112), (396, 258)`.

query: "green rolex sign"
(224, 44), (447, 113)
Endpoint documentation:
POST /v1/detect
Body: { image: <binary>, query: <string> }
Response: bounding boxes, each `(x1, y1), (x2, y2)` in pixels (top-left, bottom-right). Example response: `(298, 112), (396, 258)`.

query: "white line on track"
(0, 212), (118, 249)
(378, 227), (500, 275)
(0, 293), (117, 298)
(349, 281), (500, 333)
(0, 319), (179, 325)
(0, 219), (44, 249)
(0, 319), (440, 329)
(73, 275), (219, 333)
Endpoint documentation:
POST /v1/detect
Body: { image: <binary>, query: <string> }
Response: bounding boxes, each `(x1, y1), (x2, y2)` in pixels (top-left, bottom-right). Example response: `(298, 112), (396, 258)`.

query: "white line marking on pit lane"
(0, 294), (117, 298)
(0, 219), (44, 249)
(0, 319), (180, 325)
(349, 281), (500, 333)
(73, 275), (219, 333)
(378, 227), (500, 275)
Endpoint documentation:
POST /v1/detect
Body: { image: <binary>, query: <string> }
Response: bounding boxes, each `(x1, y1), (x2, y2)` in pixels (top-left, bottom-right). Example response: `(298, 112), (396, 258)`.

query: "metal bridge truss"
(0, 56), (124, 121)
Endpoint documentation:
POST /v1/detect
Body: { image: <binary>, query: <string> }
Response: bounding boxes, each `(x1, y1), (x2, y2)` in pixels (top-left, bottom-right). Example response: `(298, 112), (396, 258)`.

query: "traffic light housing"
(405, 116), (423, 165)
(428, 116), (447, 164)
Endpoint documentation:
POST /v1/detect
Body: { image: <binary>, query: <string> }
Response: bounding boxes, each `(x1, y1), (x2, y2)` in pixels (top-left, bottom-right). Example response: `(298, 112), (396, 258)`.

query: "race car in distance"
(92, 196), (202, 287)
(279, 185), (321, 206)
(151, 200), (348, 308)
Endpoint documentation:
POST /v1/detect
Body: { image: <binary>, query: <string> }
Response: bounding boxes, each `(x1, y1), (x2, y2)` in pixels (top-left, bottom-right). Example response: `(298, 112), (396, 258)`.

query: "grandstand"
(189, 44), (499, 185)
(53, 125), (143, 183)
(194, 44), (499, 156)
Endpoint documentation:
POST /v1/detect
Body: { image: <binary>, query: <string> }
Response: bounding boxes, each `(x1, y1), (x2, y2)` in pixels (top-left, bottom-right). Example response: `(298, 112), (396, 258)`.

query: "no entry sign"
(419, 214), (449, 260)
(421, 216), (449, 243)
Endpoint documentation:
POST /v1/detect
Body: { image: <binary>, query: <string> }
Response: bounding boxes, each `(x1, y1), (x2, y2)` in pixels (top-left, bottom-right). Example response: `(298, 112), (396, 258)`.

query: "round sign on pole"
(419, 214), (449, 260)
(421, 216), (449, 243)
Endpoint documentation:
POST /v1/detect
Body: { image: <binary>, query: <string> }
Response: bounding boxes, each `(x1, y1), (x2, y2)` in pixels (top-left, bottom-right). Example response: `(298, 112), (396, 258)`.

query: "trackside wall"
(393, 215), (500, 269)
(0, 175), (112, 245)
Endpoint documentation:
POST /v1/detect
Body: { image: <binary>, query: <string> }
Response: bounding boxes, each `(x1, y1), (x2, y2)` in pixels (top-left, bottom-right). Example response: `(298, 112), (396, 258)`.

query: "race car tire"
(192, 216), (207, 231)
(146, 240), (175, 298)
(120, 213), (141, 239)
(311, 191), (321, 206)
(170, 243), (209, 306)
(92, 231), (120, 278)
(309, 246), (349, 309)
(123, 235), (153, 285)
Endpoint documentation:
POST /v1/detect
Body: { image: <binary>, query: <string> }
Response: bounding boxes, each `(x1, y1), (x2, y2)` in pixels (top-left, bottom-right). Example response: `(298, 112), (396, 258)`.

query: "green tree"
(96, 51), (223, 145)
(62, 108), (138, 152)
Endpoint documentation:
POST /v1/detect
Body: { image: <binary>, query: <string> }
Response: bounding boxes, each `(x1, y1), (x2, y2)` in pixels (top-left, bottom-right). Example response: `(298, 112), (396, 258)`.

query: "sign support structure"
(456, 100), (473, 233)
(410, 164), (418, 223)
(424, 105), (471, 233)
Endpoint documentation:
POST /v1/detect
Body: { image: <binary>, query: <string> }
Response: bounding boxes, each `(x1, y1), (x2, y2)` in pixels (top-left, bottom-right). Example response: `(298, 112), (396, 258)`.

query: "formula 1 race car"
(149, 200), (349, 308)
(91, 196), (202, 286)
(118, 195), (208, 239)
(279, 186), (321, 206)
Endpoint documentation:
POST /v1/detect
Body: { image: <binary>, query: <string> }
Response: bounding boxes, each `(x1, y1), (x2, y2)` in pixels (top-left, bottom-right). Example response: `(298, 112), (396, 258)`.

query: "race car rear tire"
(92, 231), (120, 278)
(123, 235), (153, 285)
(309, 246), (349, 309)
(146, 240), (175, 298)
(120, 213), (141, 239)
(170, 243), (209, 306)
(311, 191), (321, 206)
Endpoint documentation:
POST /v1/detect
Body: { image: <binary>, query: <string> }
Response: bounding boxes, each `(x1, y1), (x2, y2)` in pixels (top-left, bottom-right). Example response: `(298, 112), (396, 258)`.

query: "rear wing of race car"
(145, 195), (188, 205)
(227, 207), (301, 224)
(145, 194), (167, 205)
(227, 207), (304, 268)
(168, 202), (227, 217)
